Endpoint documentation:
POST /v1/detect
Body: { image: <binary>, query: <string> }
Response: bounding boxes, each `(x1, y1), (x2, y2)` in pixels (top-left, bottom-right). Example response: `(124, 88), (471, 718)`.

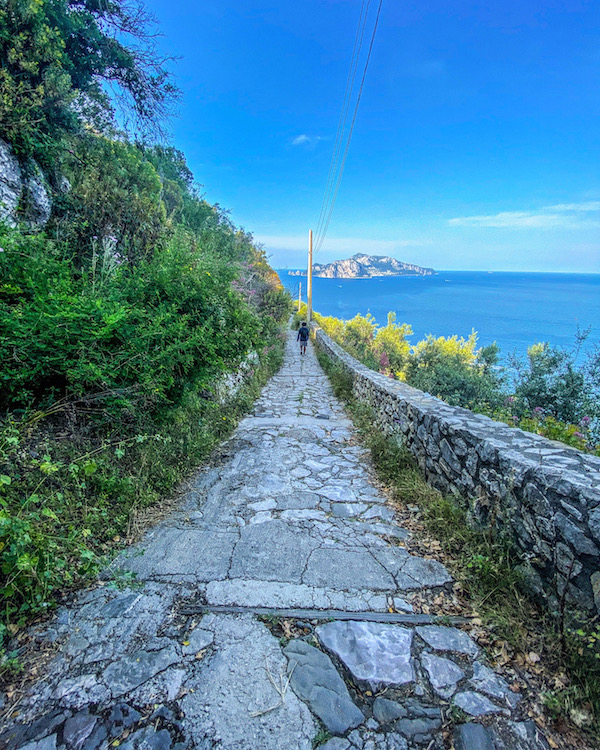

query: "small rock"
(1, 712), (66, 749)
(103, 648), (179, 697)
(372, 697), (407, 724)
(454, 691), (507, 717)
(383, 735), (408, 750)
(108, 703), (142, 738)
(119, 726), (172, 750)
(55, 674), (109, 708)
(16, 737), (58, 750)
(490, 720), (551, 750)
(395, 717), (441, 739)
(248, 499), (277, 512)
(402, 700), (441, 720)
(416, 626), (478, 656)
(65, 634), (90, 657)
(470, 661), (520, 708)
(63, 713), (97, 750)
(321, 739), (351, 750)
(100, 593), (141, 618)
(164, 668), (187, 701)
(182, 627), (213, 655)
(421, 652), (464, 699)
(362, 506), (395, 522)
(85, 723), (108, 750)
(453, 723), (495, 750)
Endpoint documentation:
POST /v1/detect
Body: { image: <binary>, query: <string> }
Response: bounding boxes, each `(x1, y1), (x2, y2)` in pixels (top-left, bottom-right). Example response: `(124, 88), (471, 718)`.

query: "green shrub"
(312, 308), (598, 453)
(0, 227), (265, 410)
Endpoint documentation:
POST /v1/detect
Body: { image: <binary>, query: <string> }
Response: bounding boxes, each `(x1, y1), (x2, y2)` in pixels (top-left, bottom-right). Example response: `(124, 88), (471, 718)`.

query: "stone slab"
(416, 626), (478, 656)
(454, 691), (508, 716)
(122, 529), (237, 581)
(470, 661), (521, 708)
(229, 520), (320, 583)
(420, 652), (464, 698)
(303, 548), (396, 591)
(283, 639), (364, 735)
(206, 579), (389, 611)
(181, 615), (316, 749)
(103, 647), (179, 697)
(317, 621), (414, 689)
(453, 723), (495, 750)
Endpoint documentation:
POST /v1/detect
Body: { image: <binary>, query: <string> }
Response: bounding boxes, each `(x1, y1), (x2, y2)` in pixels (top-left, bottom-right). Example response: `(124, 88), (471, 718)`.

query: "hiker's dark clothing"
(297, 325), (310, 342)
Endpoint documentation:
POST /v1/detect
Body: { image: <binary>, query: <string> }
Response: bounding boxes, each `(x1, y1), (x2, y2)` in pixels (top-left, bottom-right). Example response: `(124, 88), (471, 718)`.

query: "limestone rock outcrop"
(291, 253), (435, 279)
(0, 138), (53, 229)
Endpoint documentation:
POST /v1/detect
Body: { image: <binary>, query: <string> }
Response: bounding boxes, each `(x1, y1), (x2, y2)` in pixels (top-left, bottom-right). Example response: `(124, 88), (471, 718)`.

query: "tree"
(57, 135), (166, 261)
(373, 312), (412, 376)
(0, 0), (178, 165)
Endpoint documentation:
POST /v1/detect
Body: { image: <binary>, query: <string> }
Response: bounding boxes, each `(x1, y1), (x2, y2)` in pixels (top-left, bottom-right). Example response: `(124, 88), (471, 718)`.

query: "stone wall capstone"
(314, 327), (600, 616)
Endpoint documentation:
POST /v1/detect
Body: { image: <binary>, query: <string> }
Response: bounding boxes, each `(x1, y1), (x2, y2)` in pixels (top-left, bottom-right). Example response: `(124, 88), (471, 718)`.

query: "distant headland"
(289, 253), (435, 279)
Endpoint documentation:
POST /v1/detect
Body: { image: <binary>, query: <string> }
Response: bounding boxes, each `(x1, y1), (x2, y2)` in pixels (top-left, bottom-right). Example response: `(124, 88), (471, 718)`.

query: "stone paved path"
(1, 331), (550, 750)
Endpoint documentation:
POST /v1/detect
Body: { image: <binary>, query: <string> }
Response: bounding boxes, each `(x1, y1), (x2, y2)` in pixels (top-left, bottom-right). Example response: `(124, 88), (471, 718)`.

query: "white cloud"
(449, 201), (600, 229)
(290, 134), (325, 147)
(291, 134), (311, 146)
(449, 211), (565, 228)
(546, 201), (600, 212)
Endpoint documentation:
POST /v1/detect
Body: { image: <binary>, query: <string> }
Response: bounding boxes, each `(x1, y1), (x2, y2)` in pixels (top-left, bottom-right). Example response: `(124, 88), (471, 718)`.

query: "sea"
(278, 270), (600, 361)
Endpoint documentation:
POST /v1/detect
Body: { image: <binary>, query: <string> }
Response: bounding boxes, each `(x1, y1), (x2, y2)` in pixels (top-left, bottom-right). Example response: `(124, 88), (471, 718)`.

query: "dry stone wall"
(315, 328), (600, 616)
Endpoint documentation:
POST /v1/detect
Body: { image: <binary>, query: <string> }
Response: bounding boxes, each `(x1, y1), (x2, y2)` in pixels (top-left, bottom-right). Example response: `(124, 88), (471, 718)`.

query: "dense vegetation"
(0, 0), (291, 653)
(299, 307), (600, 454)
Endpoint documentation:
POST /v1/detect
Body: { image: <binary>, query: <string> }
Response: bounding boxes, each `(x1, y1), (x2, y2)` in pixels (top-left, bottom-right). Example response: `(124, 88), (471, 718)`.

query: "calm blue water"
(278, 270), (600, 359)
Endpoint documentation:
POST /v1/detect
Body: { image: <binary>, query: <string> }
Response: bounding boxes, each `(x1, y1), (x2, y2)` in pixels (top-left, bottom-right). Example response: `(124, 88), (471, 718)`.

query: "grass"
(316, 348), (600, 739)
(312, 728), (333, 748)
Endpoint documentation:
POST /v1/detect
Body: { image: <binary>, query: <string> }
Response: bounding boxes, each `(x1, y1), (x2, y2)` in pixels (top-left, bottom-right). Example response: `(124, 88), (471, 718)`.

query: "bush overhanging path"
(0, 331), (553, 750)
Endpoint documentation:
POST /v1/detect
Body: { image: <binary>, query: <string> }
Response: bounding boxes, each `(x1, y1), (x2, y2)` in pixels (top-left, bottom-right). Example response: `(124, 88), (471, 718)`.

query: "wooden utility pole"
(307, 229), (313, 322)
(298, 281), (302, 311)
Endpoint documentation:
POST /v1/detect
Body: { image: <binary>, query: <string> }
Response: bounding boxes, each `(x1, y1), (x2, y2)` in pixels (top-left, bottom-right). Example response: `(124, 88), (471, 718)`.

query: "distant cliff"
(289, 253), (435, 279)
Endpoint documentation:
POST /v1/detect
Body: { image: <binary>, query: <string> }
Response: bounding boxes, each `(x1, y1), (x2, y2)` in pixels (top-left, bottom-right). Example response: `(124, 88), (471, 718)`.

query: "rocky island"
(290, 253), (435, 278)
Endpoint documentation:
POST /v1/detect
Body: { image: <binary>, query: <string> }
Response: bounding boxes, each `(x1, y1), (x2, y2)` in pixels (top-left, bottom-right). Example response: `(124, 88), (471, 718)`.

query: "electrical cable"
(314, 0), (383, 254)
(314, 0), (369, 244)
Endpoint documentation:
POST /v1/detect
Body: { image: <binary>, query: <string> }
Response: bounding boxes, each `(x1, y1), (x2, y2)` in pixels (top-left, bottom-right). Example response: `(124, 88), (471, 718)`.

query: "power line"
(314, 0), (383, 253)
(314, 0), (370, 243)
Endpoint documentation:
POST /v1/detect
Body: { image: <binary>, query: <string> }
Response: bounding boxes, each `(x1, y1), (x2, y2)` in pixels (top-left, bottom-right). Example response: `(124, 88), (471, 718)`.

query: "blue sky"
(144, 0), (600, 272)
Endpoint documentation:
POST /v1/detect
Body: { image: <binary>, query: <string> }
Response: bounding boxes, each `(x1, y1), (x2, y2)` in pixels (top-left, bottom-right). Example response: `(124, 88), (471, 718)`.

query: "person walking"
(297, 321), (310, 355)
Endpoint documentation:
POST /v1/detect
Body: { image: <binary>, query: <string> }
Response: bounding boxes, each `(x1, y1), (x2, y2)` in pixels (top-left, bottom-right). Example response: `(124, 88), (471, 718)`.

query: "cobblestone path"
(1, 331), (550, 750)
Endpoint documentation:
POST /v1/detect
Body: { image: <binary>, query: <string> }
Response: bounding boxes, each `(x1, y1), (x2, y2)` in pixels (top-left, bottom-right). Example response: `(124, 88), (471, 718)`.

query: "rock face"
(0, 139), (22, 225)
(315, 326), (600, 616)
(0, 138), (52, 229)
(290, 253), (435, 278)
